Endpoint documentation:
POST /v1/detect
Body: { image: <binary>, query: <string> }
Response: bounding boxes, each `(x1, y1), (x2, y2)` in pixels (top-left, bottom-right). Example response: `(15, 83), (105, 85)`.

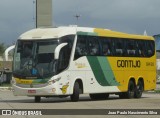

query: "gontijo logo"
(117, 60), (141, 68)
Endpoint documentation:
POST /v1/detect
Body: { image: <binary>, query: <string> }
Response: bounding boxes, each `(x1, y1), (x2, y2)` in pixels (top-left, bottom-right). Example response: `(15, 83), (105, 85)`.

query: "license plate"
(28, 90), (36, 93)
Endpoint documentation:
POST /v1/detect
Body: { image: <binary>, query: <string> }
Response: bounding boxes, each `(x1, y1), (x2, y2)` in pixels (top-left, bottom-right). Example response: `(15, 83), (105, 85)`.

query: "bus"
(11, 26), (156, 102)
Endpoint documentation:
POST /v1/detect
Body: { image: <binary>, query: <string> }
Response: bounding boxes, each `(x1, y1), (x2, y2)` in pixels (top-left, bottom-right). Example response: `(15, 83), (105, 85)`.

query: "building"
(153, 34), (160, 83)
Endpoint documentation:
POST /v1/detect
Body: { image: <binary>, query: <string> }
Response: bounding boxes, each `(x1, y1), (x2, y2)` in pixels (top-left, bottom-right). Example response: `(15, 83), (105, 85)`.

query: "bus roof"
(19, 26), (153, 40)
(94, 28), (153, 40)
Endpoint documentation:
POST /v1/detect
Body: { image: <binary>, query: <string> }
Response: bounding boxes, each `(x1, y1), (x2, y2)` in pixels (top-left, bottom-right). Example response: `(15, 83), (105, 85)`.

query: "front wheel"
(70, 82), (80, 102)
(35, 96), (41, 103)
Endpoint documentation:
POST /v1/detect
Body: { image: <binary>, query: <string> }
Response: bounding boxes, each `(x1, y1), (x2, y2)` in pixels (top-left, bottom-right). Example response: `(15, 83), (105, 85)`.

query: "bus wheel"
(134, 80), (143, 98)
(126, 80), (135, 99)
(90, 93), (109, 100)
(35, 96), (41, 103)
(70, 82), (80, 102)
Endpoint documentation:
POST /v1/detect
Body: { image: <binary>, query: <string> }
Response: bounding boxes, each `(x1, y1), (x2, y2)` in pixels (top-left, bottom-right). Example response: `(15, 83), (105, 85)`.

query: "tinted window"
(74, 35), (88, 60)
(57, 35), (74, 72)
(88, 36), (100, 56)
(126, 40), (136, 56)
(101, 38), (113, 56)
(145, 40), (155, 57)
(114, 39), (124, 56)
(74, 35), (155, 59)
(136, 40), (147, 57)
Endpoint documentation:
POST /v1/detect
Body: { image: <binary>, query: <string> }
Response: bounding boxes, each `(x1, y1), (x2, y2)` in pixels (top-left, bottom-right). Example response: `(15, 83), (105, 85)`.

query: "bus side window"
(145, 41), (155, 57)
(101, 38), (112, 56)
(114, 39), (124, 56)
(88, 36), (100, 56)
(126, 40), (136, 57)
(57, 46), (68, 72)
(137, 41), (146, 57)
(57, 35), (75, 72)
(74, 36), (88, 60)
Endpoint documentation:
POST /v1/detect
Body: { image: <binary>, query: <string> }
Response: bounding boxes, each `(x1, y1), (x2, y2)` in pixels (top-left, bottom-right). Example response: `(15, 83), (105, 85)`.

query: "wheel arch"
(76, 79), (84, 94)
(70, 78), (84, 94)
(129, 77), (136, 87)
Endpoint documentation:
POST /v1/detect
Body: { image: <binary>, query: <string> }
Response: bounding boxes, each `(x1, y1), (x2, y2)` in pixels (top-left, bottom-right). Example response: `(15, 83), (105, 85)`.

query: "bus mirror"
(54, 43), (68, 60)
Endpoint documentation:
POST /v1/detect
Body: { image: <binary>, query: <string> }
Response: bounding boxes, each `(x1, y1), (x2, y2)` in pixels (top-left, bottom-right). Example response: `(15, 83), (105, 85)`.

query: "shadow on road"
(0, 95), (149, 104)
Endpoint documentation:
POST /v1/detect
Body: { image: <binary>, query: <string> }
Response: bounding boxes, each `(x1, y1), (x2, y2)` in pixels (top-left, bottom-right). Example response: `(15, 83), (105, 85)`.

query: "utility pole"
(74, 14), (81, 25)
(36, 0), (53, 28)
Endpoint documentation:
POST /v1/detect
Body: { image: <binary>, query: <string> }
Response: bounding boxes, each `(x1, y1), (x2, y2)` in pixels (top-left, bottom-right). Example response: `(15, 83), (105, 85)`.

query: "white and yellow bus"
(12, 26), (156, 102)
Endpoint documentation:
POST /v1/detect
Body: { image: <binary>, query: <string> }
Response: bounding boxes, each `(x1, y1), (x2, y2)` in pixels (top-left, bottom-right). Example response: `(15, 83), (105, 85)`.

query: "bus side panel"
(69, 54), (156, 94)
(70, 57), (121, 94)
(108, 56), (156, 92)
(69, 57), (88, 94)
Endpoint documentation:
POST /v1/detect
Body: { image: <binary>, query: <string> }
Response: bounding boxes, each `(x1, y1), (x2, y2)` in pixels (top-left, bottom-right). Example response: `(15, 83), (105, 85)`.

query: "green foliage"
(0, 43), (5, 55)
(155, 90), (160, 93)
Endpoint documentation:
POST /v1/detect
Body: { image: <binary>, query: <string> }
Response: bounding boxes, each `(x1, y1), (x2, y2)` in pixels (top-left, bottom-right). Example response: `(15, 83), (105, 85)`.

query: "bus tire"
(35, 96), (41, 103)
(126, 80), (135, 99)
(134, 80), (143, 98)
(90, 93), (109, 100)
(70, 81), (80, 102)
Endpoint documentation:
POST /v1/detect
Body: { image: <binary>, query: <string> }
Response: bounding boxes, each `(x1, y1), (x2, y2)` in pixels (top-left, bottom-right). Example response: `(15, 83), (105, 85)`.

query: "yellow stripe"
(94, 28), (154, 40)
(15, 78), (33, 84)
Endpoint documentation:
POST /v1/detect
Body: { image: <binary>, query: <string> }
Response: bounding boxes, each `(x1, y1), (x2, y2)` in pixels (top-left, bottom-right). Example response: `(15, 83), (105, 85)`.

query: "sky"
(0, 0), (160, 45)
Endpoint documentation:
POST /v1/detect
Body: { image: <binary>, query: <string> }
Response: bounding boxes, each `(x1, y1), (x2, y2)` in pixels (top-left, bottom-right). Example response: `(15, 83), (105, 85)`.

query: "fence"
(0, 56), (12, 86)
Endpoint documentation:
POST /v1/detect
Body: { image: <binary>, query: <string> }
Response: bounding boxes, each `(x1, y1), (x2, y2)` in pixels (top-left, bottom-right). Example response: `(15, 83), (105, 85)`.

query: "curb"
(0, 87), (12, 91)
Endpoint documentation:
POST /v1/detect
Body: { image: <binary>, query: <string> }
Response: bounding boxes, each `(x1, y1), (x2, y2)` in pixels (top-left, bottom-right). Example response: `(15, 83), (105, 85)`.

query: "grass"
(155, 90), (160, 93)
(0, 83), (11, 87)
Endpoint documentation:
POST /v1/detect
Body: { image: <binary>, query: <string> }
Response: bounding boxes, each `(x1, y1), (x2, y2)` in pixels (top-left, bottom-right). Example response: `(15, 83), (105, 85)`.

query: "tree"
(0, 43), (5, 55)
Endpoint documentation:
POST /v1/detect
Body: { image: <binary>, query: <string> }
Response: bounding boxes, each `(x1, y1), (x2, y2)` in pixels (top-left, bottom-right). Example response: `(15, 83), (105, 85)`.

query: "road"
(0, 90), (160, 118)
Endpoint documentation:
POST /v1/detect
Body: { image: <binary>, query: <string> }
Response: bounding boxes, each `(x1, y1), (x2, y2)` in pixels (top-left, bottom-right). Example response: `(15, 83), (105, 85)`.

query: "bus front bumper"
(12, 84), (61, 96)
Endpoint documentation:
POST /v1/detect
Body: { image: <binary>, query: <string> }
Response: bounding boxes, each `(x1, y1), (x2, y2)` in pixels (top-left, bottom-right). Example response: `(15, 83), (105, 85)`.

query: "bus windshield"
(13, 39), (59, 78)
(13, 35), (75, 79)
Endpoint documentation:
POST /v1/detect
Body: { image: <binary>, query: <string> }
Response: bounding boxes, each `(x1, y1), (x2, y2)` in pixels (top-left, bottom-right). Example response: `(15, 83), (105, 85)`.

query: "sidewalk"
(0, 86), (12, 91)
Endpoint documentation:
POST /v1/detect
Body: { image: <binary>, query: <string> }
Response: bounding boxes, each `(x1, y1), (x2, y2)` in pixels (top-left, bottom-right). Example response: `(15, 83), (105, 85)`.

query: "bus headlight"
(48, 77), (61, 85)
